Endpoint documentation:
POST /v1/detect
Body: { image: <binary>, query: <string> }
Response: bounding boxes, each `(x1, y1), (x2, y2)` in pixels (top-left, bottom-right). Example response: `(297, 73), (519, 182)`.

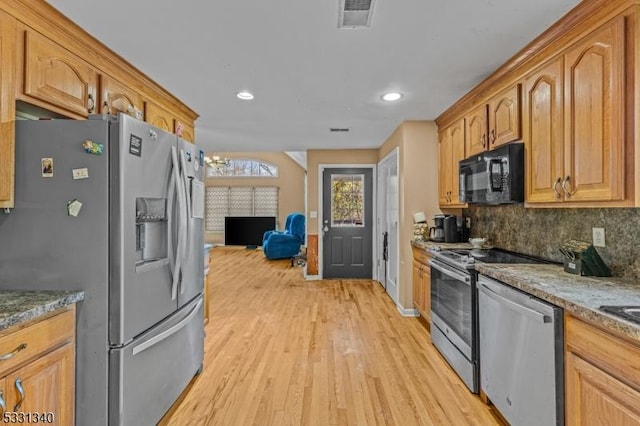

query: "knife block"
(560, 240), (611, 277)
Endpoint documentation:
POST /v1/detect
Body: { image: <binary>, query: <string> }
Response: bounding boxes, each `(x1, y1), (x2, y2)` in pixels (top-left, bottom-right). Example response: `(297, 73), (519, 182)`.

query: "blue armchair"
(262, 213), (305, 260)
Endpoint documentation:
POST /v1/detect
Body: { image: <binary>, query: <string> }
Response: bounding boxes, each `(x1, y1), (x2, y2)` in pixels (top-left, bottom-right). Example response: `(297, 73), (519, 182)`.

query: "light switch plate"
(592, 227), (606, 247)
(310, 211), (318, 219)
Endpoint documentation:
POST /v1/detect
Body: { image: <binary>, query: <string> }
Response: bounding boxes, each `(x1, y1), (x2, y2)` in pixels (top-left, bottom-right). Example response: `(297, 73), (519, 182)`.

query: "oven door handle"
(429, 260), (471, 285)
(479, 284), (550, 323)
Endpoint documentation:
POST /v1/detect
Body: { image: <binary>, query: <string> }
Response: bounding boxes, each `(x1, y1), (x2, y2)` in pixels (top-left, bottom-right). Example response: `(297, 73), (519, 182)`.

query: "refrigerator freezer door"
(2, 119), (111, 425)
(109, 295), (204, 426)
(176, 140), (205, 307)
(110, 115), (179, 345)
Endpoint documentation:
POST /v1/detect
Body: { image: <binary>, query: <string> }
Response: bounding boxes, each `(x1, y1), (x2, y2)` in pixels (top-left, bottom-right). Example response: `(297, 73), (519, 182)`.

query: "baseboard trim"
(396, 304), (419, 317)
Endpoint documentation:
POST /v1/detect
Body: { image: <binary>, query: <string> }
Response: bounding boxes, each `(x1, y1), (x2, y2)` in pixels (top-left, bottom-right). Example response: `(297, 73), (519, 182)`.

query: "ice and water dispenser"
(135, 197), (167, 267)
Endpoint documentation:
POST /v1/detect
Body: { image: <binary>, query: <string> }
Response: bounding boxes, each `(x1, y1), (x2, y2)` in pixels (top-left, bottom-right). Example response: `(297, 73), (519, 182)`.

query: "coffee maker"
(430, 214), (446, 242)
(444, 215), (459, 243)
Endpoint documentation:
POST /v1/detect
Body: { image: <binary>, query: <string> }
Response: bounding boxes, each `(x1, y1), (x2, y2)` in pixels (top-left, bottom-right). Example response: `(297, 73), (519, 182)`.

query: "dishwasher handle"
(479, 283), (551, 323)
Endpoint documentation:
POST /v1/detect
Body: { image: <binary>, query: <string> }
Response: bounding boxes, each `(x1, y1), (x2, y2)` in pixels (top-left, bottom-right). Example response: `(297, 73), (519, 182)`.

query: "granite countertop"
(475, 264), (640, 342)
(0, 291), (85, 332)
(411, 240), (476, 251)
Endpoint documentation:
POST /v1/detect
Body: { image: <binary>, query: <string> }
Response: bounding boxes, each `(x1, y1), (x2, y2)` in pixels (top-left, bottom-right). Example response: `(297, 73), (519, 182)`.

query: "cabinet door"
(0, 12), (17, 208)
(175, 119), (195, 143)
(23, 31), (98, 117)
(449, 119), (466, 207)
(566, 351), (640, 425)
(5, 343), (74, 425)
(412, 261), (424, 314)
(488, 85), (521, 148)
(0, 377), (6, 417)
(101, 75), (143, 120)
(465, 105), (488, 156)
(438, 130), (452, 206)
(421, 263), (431, 321)
(563, 17), (625, 202)
(145, 102), (175, 133)
(523, 57), (565, 203)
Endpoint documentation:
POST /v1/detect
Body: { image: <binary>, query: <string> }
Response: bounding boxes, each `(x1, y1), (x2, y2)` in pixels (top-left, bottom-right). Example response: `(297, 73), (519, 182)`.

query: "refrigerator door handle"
(178, 149), (192, 295)
(167, 151), (178, 283)
(170, 147), (184, 300)
(131, 298), (203, 356)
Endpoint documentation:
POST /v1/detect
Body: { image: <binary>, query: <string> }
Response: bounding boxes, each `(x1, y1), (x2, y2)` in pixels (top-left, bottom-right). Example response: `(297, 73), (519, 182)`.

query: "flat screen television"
(224, 216), (277, 247)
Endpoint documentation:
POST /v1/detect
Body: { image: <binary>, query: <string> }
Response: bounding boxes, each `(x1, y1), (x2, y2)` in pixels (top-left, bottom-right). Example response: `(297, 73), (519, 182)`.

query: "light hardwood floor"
(163, 247), (501, 425)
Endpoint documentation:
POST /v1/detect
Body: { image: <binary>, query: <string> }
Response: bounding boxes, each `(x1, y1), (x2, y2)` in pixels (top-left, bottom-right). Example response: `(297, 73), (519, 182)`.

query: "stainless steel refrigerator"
(0, 114), (205, 425)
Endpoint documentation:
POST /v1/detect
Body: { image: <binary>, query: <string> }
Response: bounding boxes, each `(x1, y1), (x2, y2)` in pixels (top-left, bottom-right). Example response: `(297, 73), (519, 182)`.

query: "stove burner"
(434, 248), (556, 270)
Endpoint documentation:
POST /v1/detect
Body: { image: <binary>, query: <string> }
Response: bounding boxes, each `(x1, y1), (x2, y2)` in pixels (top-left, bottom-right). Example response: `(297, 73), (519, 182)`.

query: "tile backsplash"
(465, 205), (640, 279)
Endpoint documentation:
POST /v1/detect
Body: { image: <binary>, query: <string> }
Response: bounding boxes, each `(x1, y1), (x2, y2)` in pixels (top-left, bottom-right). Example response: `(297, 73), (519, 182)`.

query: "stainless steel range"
(429, 248), (555, 393)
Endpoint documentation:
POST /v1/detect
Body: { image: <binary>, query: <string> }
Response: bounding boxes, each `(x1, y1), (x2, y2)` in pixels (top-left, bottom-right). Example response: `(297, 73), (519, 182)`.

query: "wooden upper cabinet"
(175, 119), (195, 143)
(438, 118), (466, 207)
(523, 57), (565, 203)
(488, 84), (521, 148)
(563, 16), (625, 202)
(466, 85), (521, 157)
(450, 120), (466, 206)
(23, 31), (98, 118)
(0, 12), (17, 208)
(465, 105), (488, 156)
(438, 128), (452, 206)
(101, 75), (143, 120)
(145, 102), (174, 133)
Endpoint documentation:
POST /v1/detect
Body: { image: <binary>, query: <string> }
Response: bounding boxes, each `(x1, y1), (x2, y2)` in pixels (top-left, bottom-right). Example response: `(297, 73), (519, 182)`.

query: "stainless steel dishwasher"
(478, 275), (564, 426)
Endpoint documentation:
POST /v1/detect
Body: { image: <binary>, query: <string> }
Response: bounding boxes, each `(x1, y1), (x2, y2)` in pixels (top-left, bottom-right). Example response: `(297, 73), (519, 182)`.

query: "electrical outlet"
(592, 227), (606, 247)
(465, 217), (471, 228)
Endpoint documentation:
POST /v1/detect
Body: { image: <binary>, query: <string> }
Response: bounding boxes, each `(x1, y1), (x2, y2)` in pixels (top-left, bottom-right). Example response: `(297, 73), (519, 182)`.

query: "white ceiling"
(46, 0), (580, 152)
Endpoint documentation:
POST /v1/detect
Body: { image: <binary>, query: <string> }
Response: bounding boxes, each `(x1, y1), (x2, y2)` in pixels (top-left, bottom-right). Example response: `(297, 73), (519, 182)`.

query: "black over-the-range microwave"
(458, 142), (524, 204)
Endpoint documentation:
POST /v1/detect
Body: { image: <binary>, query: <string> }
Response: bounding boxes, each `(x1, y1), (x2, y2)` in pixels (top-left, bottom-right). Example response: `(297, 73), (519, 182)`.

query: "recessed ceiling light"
(236, 91), (254, 100)
(381, 92), (403, 101)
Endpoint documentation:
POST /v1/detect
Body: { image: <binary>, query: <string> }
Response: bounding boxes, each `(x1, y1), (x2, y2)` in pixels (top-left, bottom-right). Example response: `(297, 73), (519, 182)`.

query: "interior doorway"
(376, 149), (399, 303)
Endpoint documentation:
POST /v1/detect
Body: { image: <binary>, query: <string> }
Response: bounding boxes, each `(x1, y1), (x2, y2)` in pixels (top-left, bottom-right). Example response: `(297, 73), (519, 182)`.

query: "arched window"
(206, 158), (278, 178)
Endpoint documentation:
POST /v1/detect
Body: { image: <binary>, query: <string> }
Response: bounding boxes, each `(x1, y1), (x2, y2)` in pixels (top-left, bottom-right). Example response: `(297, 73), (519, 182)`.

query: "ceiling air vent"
(338, 0), (375, 29)
(330, 128), (350, 132)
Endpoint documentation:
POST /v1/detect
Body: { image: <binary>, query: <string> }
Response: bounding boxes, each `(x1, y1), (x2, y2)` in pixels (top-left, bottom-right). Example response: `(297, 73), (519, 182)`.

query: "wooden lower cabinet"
(0, 307), (76, 425)
(565, 314), (640, 425)
(411, 246), (431, 323)
(4, 344), (74, 424)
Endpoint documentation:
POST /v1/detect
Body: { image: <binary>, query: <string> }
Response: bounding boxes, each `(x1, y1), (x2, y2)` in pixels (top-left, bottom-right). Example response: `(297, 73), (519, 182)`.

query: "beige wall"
(395, 121), (440, 309)
(205, 152), (305, 244)
(306, 149), (379, 233)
